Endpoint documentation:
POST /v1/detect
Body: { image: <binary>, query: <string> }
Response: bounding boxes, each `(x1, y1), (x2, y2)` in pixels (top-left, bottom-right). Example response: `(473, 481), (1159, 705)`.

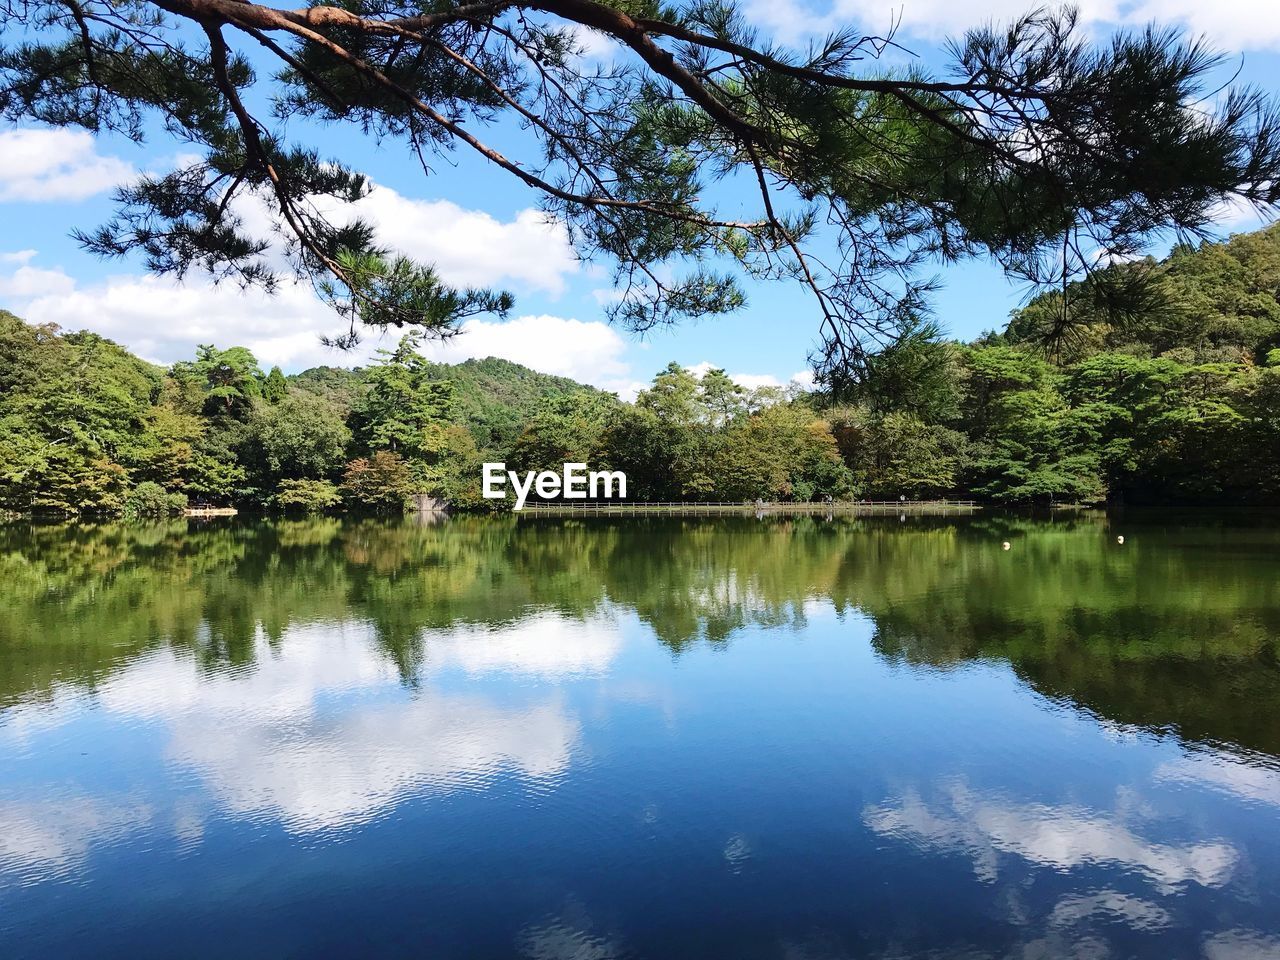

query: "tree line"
(2, 223), (1279, 516)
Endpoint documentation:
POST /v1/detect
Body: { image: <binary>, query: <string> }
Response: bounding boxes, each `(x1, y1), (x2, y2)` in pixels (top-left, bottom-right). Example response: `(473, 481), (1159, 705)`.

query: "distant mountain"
(293, 355), (603, 454)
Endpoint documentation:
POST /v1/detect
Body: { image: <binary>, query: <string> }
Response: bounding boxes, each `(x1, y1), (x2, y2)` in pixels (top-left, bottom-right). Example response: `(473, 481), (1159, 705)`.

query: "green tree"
(275, 478), (343, 513)
(243, 390), (352, 498)
(833, 408), (967, 499)
(8, 2), (1278, 375)
(340, 451), (415, 513)
(698, 369), (747, 429)
(511, 390), (622, 474)
(125, 481), (187, 517)
(960, 346), (1104, 504)
(262, 365), (289, 404)
(359, 334), (453, 466)
(174, 345), (263, 419)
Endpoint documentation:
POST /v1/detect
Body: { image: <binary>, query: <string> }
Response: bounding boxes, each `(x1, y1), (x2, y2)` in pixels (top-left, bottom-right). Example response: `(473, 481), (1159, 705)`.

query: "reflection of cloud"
(95, 621), (586, 833)
(168, 692), (577, 832)
(1048, 890), (1171, 931)
(425, 613), (622, 679)
(1203, 930), (1280, 960)
(518, 917), (624, 960)
(1157, 752), (1280, 809)
(864, 781), (1237, 892)
(0, 796), (150, 886)
(723, 834), (753, 874)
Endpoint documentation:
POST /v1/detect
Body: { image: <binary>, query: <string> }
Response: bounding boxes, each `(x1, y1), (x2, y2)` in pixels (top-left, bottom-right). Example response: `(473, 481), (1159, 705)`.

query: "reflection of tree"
(856, 523), (1280, 756)
(2, 516), (1279, 758)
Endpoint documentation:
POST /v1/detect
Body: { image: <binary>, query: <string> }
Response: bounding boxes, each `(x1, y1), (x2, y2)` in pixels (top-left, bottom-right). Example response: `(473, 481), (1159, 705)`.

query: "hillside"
(1003, 223), (1280, 364)
(421, 357), (604, 453)
(292, 356), (603, 454)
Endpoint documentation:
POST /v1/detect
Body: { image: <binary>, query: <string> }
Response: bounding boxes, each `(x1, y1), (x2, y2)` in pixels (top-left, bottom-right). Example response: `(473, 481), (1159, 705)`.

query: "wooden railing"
(518, 500), (978, 514)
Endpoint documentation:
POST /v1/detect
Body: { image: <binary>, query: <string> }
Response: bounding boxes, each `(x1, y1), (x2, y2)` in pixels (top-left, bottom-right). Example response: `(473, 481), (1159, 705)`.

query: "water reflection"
(1203, 931), (1280, 960)
(863, 779), (1237, 890)
(1156, 751), (1280, 809)
(0, 794), (152, 887)
(0, 515), (1279, 957)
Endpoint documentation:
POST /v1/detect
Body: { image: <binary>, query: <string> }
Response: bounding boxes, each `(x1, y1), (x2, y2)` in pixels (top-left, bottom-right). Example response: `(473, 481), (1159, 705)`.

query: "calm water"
(1, 514), (1280, 959)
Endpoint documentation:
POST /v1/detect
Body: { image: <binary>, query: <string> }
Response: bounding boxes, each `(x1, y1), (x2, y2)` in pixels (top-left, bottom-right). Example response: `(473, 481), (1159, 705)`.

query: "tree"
(511, 390), (622, 472)
(6, 2), (1279, 379)
(340, 451), (415, 512)
(718, 403), (855, 501)
(960, 346), (1104, 504)
(243, 390), (352, 496)
(359, 333), (453, 463)
(841, 321), (963, 423)
(632, 363), (720, 497)
(833, 408), (967, 499)
(1006, 224), (1280, 364)
(173, 345), (263, 419)
(698, 368), (746, 429)
(262, 365), (289, 403)
(275, 477), (343, 512)
(125, 480), (187, 517)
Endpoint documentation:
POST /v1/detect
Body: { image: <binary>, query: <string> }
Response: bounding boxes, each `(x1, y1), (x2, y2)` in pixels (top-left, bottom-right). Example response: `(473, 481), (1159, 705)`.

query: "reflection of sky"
(99, 612), (625, 833)
(1, 599), (1279, 958)
(0, 793), (153, 887)
(1157, 752), (1280, 810)
(863, 779), (1238, 891)
(0, 610), (622, 879)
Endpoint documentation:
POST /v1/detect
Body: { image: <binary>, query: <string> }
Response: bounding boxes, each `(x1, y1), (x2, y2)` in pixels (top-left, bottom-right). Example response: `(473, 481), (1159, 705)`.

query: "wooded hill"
(2, 223), (1279, 517)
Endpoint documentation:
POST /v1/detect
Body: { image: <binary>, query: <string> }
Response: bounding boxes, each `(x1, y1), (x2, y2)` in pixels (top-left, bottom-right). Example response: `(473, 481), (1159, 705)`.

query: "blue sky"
(2, 0), (1279, 396)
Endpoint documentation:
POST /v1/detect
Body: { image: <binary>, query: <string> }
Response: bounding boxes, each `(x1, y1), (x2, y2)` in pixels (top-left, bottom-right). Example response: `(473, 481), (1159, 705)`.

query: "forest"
(2, 223), (1280, 517)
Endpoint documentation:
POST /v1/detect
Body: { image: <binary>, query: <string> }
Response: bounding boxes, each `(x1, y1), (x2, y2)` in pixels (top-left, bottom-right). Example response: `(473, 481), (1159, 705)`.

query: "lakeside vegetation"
(2, 224), (1280, 517)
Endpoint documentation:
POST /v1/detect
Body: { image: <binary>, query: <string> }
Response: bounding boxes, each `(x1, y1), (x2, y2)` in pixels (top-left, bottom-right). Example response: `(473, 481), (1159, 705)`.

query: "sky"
(2, 1), (1280, 398)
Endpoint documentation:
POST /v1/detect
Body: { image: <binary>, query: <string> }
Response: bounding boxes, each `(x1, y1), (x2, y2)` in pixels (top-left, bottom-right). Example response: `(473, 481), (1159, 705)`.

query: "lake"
(1, 513), (1279, 959)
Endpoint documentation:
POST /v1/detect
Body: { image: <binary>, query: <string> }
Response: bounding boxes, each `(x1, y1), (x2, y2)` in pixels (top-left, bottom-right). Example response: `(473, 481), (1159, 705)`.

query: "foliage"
(4, 221), (1280, 515)
(125, 481), (187, 517)
(340, 452), (415, 513)
(275, 478), (342, 513)
(241, 391), (352, 500)
(5, 1), (1280, 379)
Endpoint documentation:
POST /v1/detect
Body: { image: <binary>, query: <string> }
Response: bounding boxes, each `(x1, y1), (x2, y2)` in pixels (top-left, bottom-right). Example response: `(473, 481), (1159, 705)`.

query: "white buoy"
(1002, 541), (1011, 551)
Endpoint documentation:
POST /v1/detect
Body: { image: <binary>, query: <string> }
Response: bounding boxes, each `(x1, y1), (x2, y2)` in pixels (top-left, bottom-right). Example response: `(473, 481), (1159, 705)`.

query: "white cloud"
(343, 190), (579, 296)
(566, 23), (626, 60)
(0, 257), (617, 377)
(0, 128), (134, 203)
(1122, 0), (1280, 51)
(744, 0), (1280, 52)
(683, 361), (814, 393)
(227, 182), (579, 297)
(1048, 890), (1171, 931)
(5, 263), (377, 370)
(1204, 930), (1280, 960)
(419, 313), (635, 392)
(0, 263), (77, 299)
(0, 795), (152, 885)
(427, 613), (622, 679)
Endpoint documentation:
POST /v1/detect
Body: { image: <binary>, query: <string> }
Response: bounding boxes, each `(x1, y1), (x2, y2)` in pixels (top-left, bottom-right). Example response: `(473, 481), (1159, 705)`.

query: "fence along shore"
(516, 500), (980, 516)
